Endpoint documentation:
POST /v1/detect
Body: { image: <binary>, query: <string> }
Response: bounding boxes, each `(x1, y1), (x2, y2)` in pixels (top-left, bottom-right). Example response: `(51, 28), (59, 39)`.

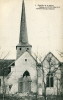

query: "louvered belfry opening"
(18, 70), (31, 93)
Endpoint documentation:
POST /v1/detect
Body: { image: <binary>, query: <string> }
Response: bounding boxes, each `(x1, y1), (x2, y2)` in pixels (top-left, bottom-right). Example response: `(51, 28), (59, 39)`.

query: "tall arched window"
(46, 72), (54, 87)
(18, 70), (31, 93)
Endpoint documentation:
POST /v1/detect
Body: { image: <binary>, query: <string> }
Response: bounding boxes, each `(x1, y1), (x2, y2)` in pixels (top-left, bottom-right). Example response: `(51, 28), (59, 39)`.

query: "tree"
(0, 52), (9, 100)
(34, 52), (61, 100)
(0, 51), (14, 100)
(57, 51), (63, 95)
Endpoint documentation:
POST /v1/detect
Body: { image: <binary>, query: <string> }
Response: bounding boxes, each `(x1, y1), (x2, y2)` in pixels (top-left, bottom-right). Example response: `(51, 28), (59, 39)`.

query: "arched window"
(46, 72), (54, 87)
(23, 70), (30, 77)
(18, 71), (31, 93)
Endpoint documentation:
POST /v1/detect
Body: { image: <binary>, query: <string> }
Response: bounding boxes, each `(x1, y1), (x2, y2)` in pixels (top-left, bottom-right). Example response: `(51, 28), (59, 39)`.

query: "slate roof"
(0, 59), (15, 76)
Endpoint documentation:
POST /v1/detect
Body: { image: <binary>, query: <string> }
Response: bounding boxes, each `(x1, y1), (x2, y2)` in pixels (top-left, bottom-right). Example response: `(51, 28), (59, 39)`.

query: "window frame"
(46, 72), (54, 87)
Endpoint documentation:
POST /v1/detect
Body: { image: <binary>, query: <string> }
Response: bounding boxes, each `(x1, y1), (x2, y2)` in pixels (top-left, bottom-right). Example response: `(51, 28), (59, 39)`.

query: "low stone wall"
(47, 95), (63, 100)
(0, 94), (44, 100)
(0, 94), (63, 100)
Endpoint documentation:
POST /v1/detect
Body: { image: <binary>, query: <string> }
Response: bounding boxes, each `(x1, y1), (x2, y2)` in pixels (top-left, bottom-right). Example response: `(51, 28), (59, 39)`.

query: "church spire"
(19, 0), (28, 44)
(16, 0), (32, 59)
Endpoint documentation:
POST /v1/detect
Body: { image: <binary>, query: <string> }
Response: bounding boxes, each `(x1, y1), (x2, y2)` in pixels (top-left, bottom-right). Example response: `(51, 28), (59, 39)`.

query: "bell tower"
(16, 0), (32, 59)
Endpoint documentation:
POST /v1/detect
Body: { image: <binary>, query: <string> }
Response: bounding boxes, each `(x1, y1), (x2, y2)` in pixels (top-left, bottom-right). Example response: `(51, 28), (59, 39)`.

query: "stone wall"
(0, 94), (63, 100)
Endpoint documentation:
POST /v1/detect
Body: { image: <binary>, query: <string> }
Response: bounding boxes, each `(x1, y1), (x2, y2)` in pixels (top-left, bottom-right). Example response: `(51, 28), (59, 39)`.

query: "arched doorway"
(18, 70), (31, 93)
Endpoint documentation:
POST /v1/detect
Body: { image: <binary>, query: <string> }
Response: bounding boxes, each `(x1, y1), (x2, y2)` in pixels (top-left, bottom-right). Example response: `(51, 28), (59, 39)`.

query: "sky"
(0, 0), (63, 61)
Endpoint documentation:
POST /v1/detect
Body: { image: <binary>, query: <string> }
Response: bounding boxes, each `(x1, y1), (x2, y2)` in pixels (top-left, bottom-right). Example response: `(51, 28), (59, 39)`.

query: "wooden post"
(56, 78), (58, 100)
(3, 67), (5, 100)
(36, 65), (38, 100)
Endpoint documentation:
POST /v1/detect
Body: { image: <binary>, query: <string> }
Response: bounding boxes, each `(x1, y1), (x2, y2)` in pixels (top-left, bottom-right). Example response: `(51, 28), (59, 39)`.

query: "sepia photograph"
(0, 0), (63, 100)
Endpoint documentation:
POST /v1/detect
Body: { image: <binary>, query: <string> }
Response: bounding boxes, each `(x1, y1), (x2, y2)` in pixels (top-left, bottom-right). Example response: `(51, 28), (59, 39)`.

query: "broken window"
(9, 84), (12, 90)
(46, 72), (54, 87)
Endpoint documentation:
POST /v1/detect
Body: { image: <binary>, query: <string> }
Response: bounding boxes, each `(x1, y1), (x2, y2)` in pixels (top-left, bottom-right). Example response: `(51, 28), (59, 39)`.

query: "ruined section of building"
(0, 60), (15, 93)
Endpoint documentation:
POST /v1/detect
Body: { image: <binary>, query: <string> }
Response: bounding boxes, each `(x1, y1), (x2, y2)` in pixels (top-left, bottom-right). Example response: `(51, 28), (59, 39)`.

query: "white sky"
(0, 0), (63, 61)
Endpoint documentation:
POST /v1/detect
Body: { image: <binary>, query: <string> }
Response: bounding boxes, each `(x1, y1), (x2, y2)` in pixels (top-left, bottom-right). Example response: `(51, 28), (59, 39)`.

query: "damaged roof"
(0, 59), (15, 76)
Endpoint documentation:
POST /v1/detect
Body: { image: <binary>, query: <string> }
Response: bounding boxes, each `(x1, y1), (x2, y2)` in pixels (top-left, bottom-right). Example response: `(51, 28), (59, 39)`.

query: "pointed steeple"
(16, 0), (32, 59)
(19, 0), (28, 44)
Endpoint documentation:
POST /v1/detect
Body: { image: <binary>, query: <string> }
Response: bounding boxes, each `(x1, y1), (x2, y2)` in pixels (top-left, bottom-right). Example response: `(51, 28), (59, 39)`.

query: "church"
(0, 0), (63, 97)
